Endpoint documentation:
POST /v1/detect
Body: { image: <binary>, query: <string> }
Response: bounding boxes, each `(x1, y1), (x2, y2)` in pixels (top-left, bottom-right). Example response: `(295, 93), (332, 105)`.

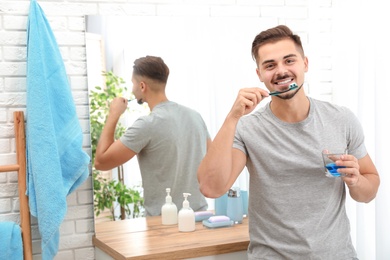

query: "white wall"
(0, 1), (332, 259)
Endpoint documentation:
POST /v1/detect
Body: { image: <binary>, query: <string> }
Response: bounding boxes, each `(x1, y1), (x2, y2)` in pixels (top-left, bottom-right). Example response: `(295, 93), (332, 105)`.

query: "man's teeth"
(277, 79), (292, 85)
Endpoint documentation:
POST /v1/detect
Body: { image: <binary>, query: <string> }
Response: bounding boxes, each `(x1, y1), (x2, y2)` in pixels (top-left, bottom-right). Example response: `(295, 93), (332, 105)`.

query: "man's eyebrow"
(261, 59), (274, 66)
(284, 54), (297, 59)
(261, 54), (298, 66)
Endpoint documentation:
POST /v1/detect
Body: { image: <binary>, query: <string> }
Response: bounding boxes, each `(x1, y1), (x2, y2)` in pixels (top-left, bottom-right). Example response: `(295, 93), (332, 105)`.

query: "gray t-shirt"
(120, 101), (209, 216)
(233, 97), (366, 259)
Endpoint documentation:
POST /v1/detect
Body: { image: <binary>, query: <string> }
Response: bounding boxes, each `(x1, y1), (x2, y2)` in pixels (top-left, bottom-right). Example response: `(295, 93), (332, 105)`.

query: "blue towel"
(0, 222), (23, 260)
(26, 1), (90, 259)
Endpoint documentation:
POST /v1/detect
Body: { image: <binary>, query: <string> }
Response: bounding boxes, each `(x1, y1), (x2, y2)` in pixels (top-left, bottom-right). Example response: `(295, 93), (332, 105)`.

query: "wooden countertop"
(93, 216), (249, 260)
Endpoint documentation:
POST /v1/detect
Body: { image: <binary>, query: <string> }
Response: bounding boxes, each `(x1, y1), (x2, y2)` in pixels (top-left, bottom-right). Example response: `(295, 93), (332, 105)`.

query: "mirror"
(85, 15), (321, 227)
(85, 15), (268, 225)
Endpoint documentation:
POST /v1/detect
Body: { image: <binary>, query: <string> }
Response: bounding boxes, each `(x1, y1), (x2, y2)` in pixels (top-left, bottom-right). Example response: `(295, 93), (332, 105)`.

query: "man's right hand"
(109, 97), (128, 118)
(228, 87), (269, 119)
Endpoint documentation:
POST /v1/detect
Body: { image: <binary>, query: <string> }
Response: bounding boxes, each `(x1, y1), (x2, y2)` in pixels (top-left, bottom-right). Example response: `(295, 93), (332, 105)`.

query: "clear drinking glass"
(322, 151), (347, 177)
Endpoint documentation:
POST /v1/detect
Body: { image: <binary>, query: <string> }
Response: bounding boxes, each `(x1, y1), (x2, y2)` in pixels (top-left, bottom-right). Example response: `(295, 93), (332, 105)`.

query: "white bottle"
(161, 188), (178, 225)
(178, 193), (195, 232)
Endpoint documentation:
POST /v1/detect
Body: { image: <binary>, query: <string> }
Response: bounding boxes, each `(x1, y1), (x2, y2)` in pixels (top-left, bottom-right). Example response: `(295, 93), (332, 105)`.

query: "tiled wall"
(0, 0), (332, 259)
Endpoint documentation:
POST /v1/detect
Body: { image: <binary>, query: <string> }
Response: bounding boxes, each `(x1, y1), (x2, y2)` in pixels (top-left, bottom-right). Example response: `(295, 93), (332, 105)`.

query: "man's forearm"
(95, 113), (121, 163)
(197, 116), (239, 197)
(348, 173), (380, 203)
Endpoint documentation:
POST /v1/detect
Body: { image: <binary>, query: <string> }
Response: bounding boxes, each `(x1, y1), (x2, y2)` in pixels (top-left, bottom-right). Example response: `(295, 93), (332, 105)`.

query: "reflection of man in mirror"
(95, 55), (210, 216)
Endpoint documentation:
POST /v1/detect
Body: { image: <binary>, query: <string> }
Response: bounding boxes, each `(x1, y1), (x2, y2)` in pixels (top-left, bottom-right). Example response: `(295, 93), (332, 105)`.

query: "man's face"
(256, 39), (308, 98)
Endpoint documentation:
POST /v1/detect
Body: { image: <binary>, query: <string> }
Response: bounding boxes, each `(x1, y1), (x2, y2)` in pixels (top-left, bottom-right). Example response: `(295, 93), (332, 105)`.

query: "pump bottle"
(161, 188), (178, 225)
(178, 193), (195, 232)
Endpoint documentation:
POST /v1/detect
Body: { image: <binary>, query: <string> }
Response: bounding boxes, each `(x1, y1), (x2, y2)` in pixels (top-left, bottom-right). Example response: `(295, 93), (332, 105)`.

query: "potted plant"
(89, 71), (144, 220)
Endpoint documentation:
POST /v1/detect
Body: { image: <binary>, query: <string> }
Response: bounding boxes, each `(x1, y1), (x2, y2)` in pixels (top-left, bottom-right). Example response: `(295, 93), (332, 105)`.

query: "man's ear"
(140, 81), (146, 91)
(304, 56), (309, 73)
(256, 68), (264, 82)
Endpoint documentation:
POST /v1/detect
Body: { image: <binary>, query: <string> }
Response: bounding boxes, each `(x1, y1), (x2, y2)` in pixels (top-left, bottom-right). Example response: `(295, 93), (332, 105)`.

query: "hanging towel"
(26, 1), (90, 259)
(0, 222), (23, 260)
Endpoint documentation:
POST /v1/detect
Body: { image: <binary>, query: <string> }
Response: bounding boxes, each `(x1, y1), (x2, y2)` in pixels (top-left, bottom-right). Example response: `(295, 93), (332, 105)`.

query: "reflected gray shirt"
(120, 101), (209, 216)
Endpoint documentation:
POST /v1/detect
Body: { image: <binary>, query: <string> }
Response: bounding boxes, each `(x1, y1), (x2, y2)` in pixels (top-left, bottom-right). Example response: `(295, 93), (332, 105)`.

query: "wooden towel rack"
(0, 111), (32, 260)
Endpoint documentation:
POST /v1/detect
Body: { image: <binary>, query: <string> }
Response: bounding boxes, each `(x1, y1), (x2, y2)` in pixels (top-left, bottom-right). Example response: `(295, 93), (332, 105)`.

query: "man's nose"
(275, 63), (289, 75)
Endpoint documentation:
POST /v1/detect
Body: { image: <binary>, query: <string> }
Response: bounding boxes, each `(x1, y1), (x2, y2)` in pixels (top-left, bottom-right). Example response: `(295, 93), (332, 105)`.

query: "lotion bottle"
(178, 193), (195, 232)
(161, 188), (178, 225)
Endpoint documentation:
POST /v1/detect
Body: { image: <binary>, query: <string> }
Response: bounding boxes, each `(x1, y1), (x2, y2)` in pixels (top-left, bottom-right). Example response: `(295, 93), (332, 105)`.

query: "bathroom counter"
(93, 215), (249, 259)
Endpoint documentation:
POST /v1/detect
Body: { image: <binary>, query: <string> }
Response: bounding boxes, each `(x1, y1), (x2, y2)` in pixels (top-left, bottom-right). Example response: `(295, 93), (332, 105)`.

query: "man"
(95, 55), (210, 216)
(197, 25), (379, 259)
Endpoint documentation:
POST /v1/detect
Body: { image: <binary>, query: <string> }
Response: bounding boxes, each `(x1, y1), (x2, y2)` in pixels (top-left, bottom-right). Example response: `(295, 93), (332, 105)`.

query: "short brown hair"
(133, 56), (170, 84)
(251, 25), (304, 64)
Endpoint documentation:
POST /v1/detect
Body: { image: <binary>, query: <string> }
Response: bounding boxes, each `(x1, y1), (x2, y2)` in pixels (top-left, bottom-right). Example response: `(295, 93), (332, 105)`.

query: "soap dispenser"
(161, 188), (178, 225)
(178, 193), (195, 232)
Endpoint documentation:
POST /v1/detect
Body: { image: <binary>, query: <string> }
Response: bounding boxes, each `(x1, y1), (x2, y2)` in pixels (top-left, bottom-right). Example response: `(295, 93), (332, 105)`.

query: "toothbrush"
(269, 83), (299, 96)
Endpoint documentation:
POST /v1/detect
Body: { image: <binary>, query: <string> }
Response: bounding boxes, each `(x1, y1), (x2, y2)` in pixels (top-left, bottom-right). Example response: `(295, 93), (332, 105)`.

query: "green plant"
(89, 71), (144, 220)
(93, 171), (144, 220)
